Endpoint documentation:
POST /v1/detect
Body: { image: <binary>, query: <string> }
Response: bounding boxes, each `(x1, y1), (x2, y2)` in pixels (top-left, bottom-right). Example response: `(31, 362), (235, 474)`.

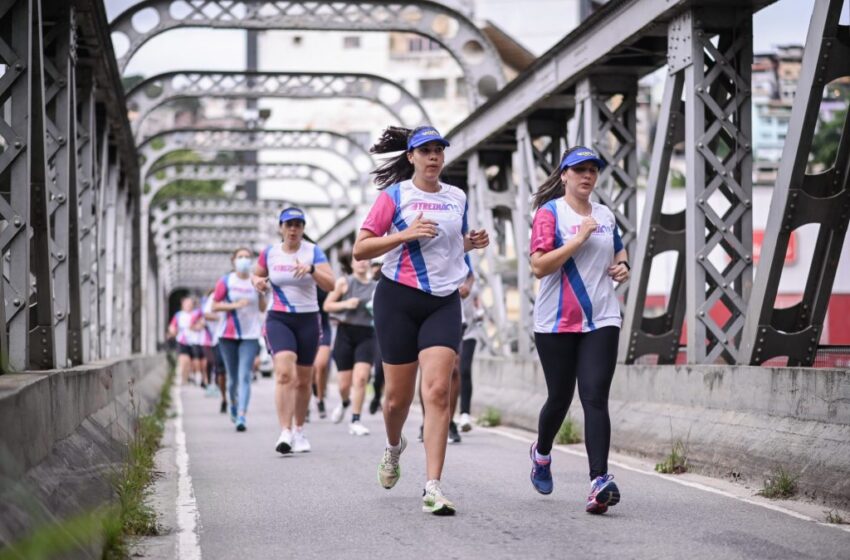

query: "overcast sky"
(107, 0), (825, 77)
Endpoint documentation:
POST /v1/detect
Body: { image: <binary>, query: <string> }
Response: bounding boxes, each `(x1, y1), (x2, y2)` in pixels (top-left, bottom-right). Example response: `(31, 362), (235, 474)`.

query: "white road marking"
(173, 385), (204, 559)
(486, 425), (850, 534)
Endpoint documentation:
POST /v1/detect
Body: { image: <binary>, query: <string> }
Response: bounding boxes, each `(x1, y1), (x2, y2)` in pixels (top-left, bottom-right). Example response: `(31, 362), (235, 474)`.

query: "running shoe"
(422, 480), (456, 516)
(331, 403), (349, 424)
(229, 405), (237, 424)
(378, 434), (408, 489)
(586, 474), (620, 514)
(448, 421), (462, 444)
(292, 430), (311, 453)
(459, 413), (473, 432)
(219, 400), (227, 414)
(317, 400), (327, 419)
(368, 396), (381, 415)
(236, 415), (247, 432)
(349, 421), (370, 436)
(275, 429), (293, 454)
(529, 442), (553, 495)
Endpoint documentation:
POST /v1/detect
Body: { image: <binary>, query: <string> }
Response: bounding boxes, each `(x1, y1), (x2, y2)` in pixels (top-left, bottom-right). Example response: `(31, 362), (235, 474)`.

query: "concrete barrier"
(0, 354), (168, 549)
(471, 356), (850, 507)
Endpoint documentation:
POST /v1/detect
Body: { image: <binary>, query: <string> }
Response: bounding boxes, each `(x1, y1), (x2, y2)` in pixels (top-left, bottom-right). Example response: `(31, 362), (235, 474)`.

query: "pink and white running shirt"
(201, 296), (222, 346)
(169, 310), (203, 345)
(213, 272), (262, 340)
(258, 241), (328, 313)
(361, 180), (469, 297)
(530, 199), (624, 333)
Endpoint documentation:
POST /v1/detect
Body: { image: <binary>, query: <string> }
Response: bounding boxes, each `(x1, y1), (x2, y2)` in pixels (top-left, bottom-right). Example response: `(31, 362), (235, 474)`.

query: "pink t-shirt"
(361, 180), (469, 297)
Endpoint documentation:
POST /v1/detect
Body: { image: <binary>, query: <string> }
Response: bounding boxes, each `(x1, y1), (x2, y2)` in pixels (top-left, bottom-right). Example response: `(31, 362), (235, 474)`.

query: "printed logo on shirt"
(272, 264), (298, 272)
(568, 224), (615, 235)
(408, 199), (463, 222)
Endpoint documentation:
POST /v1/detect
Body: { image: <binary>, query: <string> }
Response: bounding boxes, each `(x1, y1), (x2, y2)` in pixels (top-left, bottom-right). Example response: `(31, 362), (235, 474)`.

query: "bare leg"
(313, 345), (331, 401)
(337, 369), (353, 402)
(420, 347), (456, 481)
(273, 351), (298, 429)
(178, 354), (191, 384)
(450, 356), (461, 419)
(383, 362), (418, 446)
(293, 365), (313, 426)
(351, 362), (372, 415)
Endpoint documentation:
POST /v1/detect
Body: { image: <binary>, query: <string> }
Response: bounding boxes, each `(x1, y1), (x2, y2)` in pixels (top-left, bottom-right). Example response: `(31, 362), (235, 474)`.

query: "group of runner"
(168, 124), (629, 518)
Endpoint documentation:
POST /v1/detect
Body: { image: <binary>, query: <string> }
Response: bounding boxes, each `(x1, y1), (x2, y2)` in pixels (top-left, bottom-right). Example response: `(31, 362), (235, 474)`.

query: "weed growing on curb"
(477, 407), (502, 427)
(757, 467), (798, 499)
(555, 415), (582, 444)
(825, 510), (847, 524)
(655, 440), (689, 474)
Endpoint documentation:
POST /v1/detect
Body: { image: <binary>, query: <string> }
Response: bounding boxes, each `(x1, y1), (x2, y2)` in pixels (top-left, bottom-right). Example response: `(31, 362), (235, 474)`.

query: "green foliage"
(655, 440), (689, 474)
(824, 510), (847, 524)
(758, 466), (798, 499)
(0, 507), (121, 560)
(476, 407), (502, 427)
(148, 149), (226, 205)
(810, 108), (847, 170)
(121, 74), (145, 91)
(669, 169), (686, 188)
(555, 415), (582, 445)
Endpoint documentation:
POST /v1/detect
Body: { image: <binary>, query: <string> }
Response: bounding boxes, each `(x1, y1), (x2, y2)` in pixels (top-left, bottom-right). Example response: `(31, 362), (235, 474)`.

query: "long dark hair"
(532, 146), (582, 209)
(337, 250), (353, 275)
(370, 125), (444, 189)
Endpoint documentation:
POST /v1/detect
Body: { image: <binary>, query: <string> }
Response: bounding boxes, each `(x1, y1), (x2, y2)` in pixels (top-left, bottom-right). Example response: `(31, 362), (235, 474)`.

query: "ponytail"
(532, 147), (583, 209)
(370, 126), (414, 189)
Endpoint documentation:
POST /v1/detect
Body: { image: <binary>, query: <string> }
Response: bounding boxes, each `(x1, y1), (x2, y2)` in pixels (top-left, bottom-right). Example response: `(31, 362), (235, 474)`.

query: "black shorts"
(265, 310), (321, 366)
(333, 323), (375, 371)
(178, 343), (203, 359)
(372, 275), (462, 365)
(319, 312), (332, 346)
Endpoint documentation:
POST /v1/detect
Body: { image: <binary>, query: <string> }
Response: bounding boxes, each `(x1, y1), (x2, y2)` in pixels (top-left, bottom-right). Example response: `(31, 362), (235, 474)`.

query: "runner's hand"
(293, 258), (312, 279)
(467, 229), (489, 249)
(608, 263), (629, 283)
(403, 212), (438, 242)
(252, 276), (269, 293)
(578, 216), (599, 242)
(345, 297), (361, 310)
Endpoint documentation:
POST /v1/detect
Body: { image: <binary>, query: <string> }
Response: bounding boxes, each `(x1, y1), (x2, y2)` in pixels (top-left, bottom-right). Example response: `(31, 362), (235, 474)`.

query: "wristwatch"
(309, 264), (316, 274)
(618, 261), (631, 271)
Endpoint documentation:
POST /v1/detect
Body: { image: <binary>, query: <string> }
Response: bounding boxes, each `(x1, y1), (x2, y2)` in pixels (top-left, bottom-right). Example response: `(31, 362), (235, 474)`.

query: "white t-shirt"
(213, 272), (263, 340)
(202, 296), (222, 346)
(530, 198), (624, 333)
(361, 180), (469, 297)
(258, 241), (329, 313)
(169, 309), (203, 346)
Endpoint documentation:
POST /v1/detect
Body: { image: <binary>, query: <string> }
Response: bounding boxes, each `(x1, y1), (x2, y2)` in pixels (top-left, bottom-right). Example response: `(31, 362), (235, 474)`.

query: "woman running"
(312, 287), (333, 419)
(527, 146), (629, 514)
(202, 289), (228, 413)
(324, 253), (377, 436)
(168, 297), (204, 385)
(353, 125), (489, 515)
(212, 248), (266, 432)
(253, 207), (335, 454)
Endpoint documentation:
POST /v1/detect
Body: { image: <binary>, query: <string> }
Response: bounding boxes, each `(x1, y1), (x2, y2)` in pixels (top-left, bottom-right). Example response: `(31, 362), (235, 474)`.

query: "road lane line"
(173, 385), (204, 559)
(486, 425), (850, 534)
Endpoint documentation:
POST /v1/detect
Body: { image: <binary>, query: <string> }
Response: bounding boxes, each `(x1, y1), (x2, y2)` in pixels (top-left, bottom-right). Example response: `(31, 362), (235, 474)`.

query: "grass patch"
(757, 466), (798, 499)
(476, 407), (501, 427)
(0, 507), (121, 560)
(655, 440), (689, 474)
(555, 415), (582, 444)
(825, 510), (847, 524)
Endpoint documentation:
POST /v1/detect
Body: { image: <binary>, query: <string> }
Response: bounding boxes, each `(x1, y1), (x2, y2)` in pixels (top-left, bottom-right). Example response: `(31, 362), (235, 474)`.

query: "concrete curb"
(470, 356), (850, 508)
(0, 354), (168, 549)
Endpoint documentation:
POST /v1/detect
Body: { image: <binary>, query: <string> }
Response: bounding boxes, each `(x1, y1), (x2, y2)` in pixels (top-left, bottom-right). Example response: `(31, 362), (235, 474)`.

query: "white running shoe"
(422, 480), (456, 516)
(331, 403), (348, 424)
(378, 434), (407, 489)
(459, 413), (473, 432)
(275, 429), (293, 455)
(292, 429), (311, 453)
(349, 421), (370, 436)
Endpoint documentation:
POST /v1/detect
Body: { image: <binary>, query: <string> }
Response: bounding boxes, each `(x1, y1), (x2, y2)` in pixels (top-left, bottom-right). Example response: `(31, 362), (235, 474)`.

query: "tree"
(810, 108), (846, 171)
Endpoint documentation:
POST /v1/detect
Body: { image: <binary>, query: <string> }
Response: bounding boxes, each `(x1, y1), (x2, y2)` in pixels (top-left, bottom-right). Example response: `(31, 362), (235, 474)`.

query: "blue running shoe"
(229, 405), (237, 423)
(235, 415), (247, 432)
(529, 442), (553, 495)
(586, 474), (620, 514)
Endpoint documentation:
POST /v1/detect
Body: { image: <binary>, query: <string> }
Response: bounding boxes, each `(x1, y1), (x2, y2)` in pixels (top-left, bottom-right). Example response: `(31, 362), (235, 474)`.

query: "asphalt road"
(175, 376), (850, 560)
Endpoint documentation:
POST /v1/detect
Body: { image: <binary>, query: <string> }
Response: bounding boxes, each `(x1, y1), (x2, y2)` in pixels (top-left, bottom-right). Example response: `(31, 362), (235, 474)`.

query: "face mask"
(235, 257), (252, 274)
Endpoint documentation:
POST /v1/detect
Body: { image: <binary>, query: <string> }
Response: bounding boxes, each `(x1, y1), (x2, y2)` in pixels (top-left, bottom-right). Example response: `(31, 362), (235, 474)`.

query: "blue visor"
(559, 147), (606, 172)
(279, 207), (306, 224)
(407, 126), (450, 151)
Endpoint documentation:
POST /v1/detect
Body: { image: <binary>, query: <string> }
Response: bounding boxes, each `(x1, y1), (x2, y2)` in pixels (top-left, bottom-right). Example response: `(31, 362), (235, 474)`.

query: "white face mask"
(235, 257), (252, 274)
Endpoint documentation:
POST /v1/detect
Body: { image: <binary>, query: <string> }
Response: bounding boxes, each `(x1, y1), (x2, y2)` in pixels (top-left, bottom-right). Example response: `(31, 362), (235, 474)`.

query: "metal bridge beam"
(127, 70), (430, 139)
(110, 0), (505, 107)
(740, 0), (850, 366)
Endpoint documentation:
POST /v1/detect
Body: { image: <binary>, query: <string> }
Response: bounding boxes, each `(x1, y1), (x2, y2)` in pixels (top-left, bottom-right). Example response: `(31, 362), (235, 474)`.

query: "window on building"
(419, 78), (447, 99)
(343, 36), (361, 49)
(408, 36), (441, 53)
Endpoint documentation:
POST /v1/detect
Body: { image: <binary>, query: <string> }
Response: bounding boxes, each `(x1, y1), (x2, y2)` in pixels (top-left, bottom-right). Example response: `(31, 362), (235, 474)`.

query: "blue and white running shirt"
(361, 180), (469, 297)
(530, 199), (624, 333)
(258, 241), (328, 313)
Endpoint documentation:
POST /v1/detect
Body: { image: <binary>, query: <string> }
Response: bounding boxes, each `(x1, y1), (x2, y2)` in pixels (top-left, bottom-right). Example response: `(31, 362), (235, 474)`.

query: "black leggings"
(535, 327), (620, 480)
(459, 338), (476, 414)
(372, 340), (384, 399)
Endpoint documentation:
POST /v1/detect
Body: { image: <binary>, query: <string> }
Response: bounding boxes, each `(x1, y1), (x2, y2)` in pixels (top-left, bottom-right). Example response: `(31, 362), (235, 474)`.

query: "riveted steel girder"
(740, 0), (850, 366)
(110, 0), (504, 107)
(127, 70), (430, 139)
(138, 127), (373, 191)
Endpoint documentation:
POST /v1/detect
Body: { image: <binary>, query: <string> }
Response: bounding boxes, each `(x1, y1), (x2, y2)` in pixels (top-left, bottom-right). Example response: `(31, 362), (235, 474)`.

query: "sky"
(106, 0), (824, 78)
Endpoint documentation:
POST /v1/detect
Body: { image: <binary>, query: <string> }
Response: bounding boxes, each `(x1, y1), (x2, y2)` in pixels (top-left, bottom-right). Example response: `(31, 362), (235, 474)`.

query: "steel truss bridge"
(0, 0), (847, 373)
